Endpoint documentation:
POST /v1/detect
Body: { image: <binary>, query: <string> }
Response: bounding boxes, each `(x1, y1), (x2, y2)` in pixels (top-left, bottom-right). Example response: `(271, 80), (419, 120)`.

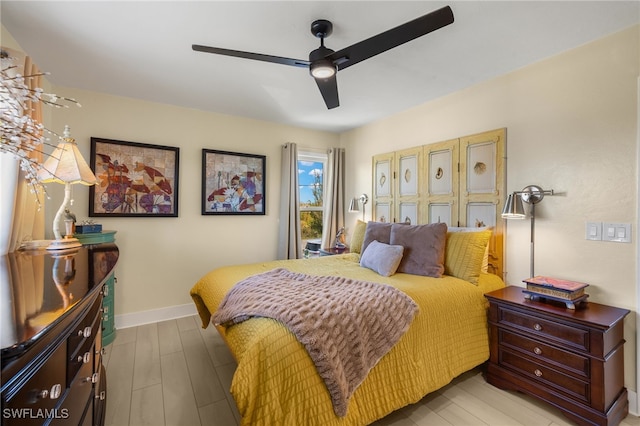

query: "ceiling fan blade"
(192, 44), (310, 68)
(314, 75), (339, 109)
(328, 5), (454, 71)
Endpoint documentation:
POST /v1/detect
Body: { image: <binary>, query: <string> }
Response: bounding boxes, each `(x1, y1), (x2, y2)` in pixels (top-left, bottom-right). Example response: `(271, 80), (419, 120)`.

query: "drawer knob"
(101, 285), (109, 297)
(96, 391), (106, 401)
(534, 369), (543, 377)
(39, 384), (62, 400)
(533, 323), (542, 331)
(78, 326), (92, 338)
(85, 372), (100, 384)
(78, 351), (91, 364)
(533, 347), (542, 355)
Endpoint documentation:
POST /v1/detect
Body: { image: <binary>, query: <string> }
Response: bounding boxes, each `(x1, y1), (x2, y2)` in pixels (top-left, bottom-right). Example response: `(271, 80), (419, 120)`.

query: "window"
(298, 151), (327, 248)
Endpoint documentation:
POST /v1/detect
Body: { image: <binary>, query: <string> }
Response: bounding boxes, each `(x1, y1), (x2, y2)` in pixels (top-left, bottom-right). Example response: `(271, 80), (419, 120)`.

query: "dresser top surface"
(1, 244), (118, 360)
(486, 285), (630, 328)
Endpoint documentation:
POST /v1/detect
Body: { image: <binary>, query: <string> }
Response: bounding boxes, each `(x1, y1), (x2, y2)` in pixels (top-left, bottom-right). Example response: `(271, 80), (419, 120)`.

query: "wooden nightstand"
(319, 247), (350, 256)
(485, 286), (629, 426)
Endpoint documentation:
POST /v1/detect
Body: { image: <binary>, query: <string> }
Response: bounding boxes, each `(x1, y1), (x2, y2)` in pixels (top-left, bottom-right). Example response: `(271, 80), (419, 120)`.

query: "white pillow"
(448, 226), (492, 273)
(360, 240), (404, 277)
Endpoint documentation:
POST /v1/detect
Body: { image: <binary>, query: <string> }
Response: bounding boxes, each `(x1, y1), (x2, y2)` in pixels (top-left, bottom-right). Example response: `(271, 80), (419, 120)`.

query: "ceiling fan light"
(310, 60), (336, 79)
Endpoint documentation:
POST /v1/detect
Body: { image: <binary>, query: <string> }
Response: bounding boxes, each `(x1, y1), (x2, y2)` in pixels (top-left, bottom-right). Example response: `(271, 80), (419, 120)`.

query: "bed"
(190, 221), (505, 425)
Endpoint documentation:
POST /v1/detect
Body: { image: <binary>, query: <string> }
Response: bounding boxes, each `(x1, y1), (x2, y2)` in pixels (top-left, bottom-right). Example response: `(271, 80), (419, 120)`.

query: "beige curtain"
(0, 52), (45, 254)
(321, 148), (346, 248)
(277, 142), (302, 259)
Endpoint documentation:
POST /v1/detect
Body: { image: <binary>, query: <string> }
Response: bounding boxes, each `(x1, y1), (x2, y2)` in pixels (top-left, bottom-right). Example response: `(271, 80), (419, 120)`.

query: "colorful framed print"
(202, 149), (265, 215)
(89, 138), (179, 217)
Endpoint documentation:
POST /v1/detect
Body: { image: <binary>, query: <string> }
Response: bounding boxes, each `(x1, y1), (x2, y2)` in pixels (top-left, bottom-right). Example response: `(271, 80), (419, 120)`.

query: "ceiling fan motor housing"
(309, 45), (336, 79)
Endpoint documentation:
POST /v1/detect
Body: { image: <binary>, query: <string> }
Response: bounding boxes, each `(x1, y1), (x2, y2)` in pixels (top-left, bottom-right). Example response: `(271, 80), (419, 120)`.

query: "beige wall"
(341, 25), (639, 395)
(46, 90), (338, 316)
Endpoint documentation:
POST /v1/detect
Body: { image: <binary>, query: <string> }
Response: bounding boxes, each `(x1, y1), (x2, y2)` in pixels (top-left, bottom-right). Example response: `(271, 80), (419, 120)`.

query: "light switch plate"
(602, 222), (631, 243)
(585, 222), (602, 241)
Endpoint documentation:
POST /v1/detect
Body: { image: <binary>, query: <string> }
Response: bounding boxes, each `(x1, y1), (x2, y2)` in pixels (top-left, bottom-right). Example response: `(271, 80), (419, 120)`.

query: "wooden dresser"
(485, 286), (629, 426)
(1, 243), (118, 426)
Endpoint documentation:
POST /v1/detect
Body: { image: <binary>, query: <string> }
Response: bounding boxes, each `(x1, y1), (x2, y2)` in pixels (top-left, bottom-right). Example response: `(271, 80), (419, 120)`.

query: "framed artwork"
(374, 158), (391, 197)
(374, 202), (391, 223)
(202, 149), (265, 215)
(89, 138), (179, 217)
(429, 203), (452, 226)
(398, 202), (418, 225)
(398, 154), (418, 196)
(466, 202), (497, 228)
(429, 149), (453, 195)
(466, 141), (496, 194)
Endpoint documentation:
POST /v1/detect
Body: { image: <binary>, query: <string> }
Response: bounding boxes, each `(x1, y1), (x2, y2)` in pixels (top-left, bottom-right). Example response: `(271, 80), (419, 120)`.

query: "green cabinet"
(75, 230), (117, 346)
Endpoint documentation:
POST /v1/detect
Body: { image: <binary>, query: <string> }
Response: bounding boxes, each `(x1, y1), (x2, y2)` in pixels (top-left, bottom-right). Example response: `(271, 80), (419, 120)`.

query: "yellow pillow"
(445, 229), (492, 285)
(349, 220), (367, 254)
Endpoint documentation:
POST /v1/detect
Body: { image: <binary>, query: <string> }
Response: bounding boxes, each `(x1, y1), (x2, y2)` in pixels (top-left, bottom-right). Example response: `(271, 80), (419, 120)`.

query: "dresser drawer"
(497, 306), (589, 352)
(499, 330), (590, 378)
(3, 344), (67, 426)
(499, 348), (590, 403)
(68, 296), (102, 383)
(51, 348), (95, 426)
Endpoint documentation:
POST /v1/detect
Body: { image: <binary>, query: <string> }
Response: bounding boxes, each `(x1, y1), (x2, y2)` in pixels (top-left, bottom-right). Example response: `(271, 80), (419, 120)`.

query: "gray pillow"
(389, 222), (448, 277)
(361, 222), (393, 255)
(360, 240), (404, 277)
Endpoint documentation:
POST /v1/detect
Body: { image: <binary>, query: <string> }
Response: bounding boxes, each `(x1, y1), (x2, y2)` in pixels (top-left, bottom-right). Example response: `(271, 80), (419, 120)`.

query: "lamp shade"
(501, 193), (526, 219)
(38, 126), (97, 186)
(348, 197), (359, 213)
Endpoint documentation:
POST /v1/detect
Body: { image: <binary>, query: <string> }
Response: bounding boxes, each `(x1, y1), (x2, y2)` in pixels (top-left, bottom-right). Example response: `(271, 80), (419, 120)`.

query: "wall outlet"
(602, 222), (631, 243)
(585, 222), (602, 241)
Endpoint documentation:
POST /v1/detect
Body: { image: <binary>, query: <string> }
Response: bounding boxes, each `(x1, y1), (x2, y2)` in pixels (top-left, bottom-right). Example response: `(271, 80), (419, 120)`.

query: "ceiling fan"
(192, 5), (454, 109)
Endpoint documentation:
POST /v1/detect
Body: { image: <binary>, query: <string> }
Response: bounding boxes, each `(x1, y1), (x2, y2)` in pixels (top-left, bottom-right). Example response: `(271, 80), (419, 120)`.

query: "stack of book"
(523, 276), (589, 309)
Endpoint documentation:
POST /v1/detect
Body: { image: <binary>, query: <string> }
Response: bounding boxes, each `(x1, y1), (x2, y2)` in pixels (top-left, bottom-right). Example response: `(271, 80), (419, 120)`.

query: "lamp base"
(47, 237), (82, 251)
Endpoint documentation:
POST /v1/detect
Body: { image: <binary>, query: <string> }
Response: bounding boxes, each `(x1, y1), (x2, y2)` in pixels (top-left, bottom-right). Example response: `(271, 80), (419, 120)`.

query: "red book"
(524, 276), (589, 292)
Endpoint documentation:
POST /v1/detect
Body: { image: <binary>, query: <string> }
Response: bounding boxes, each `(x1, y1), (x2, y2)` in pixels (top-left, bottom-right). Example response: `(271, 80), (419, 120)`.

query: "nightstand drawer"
(499, 330), (590, 378)
(497, 306), (589, 352)
(499, 348), (590, 403)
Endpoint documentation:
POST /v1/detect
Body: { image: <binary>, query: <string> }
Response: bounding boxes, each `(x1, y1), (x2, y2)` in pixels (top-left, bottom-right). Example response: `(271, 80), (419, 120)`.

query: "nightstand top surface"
(486, 286), (629, 328)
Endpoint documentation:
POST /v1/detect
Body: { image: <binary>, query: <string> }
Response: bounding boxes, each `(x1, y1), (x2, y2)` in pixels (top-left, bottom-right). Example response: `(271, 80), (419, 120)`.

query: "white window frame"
(298, 151), (328, 214)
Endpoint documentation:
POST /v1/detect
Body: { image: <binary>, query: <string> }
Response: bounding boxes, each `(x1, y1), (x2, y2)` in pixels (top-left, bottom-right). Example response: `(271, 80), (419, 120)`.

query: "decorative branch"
(1, 49), (81, 207)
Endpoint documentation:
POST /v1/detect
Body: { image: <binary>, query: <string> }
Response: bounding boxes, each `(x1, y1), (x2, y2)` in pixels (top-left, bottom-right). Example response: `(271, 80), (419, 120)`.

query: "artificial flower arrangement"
(1, 48), (80, 206)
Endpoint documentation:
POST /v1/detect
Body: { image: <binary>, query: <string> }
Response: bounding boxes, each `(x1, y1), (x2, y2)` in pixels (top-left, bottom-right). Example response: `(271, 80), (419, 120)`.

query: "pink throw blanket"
(212, 268), (418, 417)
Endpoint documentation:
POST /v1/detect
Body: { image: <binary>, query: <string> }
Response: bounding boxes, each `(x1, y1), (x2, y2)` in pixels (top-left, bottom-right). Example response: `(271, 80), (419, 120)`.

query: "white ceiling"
(2, 1), (639, 133)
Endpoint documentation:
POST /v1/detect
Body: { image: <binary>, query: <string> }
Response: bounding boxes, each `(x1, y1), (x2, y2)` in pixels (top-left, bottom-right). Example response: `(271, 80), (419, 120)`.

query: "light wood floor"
(103, 315), (639, 426)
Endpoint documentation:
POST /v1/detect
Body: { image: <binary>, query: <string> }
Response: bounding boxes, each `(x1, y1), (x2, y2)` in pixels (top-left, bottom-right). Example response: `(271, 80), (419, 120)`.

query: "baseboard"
(115, 303), (197, 329)
(629, 388), (638, 417)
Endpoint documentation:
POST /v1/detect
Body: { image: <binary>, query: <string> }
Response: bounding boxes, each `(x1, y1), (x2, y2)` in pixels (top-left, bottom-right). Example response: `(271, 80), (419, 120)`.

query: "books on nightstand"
(522, 276), (589, 308)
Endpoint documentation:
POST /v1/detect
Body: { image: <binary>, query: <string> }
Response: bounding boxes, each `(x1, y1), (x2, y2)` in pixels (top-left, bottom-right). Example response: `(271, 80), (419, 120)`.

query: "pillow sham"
(349, 220), (367, 254)
(444, 229), (493, 285)
(361, 221), (393, 255)
(389, 222), (447, 277)
(359, 240), (404, 277)
(448, 226), (493, 272)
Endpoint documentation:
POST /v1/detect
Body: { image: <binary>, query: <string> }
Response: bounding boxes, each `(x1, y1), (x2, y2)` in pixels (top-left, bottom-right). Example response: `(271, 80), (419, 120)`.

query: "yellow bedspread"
(190, 253), (505, 426)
